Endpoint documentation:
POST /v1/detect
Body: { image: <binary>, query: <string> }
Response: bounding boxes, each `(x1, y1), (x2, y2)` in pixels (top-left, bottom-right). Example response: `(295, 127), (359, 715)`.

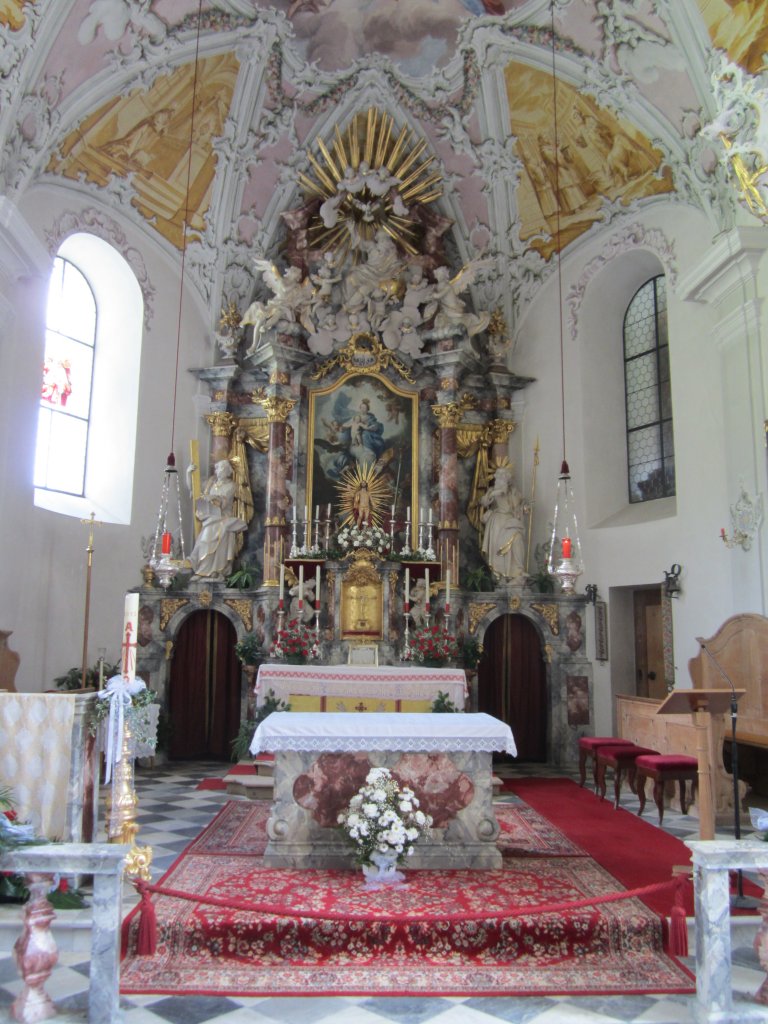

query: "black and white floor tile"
(0, 760), (764, 1024)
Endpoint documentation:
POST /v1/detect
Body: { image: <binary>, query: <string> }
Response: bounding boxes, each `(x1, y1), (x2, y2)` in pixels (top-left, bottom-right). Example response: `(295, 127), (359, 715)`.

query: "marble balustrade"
(0, 843), (128, 1024)
(686, 839), (768, 1023)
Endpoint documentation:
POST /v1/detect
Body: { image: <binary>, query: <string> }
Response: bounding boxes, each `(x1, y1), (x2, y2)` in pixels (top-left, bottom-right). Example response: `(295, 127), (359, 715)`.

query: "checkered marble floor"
(0, 759), (765, 1024)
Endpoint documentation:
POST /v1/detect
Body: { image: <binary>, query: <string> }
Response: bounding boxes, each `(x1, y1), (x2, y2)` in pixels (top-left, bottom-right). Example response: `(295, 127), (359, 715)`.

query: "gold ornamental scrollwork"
(488, 417), (517, 445)
(508, 595), (521, 612)
(269, 370), (290, 385)
(543, 643), (554, 664)
(311, 333), (415, 384)
(531, 602), (559, 635)
(124, 845), (153, 882)
(431, 393), (478, 429)
(160, 598), (189, 631)
(224, 598), (253, 632)
(253, 391), (297, 423)
(198, 590), (213, 607)
(469, 601), (497, 634)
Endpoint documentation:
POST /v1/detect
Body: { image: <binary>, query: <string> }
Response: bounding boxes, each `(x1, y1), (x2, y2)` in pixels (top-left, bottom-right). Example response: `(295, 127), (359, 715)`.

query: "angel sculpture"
(430, 258), (494, 337)
(244, 260), (313, 355)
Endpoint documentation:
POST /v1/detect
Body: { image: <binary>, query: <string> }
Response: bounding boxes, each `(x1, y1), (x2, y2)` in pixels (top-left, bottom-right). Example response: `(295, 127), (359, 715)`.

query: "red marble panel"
(392, 752), (474, 828)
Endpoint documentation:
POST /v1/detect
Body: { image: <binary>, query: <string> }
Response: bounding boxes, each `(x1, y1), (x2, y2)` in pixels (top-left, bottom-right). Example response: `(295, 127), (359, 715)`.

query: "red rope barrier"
(133, 875), (691, 957)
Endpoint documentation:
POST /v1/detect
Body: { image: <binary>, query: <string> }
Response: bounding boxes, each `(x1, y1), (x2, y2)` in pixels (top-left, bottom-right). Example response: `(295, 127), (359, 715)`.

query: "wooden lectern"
(656, 688), (745, 840)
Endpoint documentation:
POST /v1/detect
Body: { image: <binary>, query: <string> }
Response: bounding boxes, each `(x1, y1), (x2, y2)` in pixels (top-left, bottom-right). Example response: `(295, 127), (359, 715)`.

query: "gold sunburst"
(336, 463), (392, 528)
(299, 107), (443, 260)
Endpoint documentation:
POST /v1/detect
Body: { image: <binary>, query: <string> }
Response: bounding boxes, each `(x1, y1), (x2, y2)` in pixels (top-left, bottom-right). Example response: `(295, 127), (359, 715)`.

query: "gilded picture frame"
(307, 368), (419, 535)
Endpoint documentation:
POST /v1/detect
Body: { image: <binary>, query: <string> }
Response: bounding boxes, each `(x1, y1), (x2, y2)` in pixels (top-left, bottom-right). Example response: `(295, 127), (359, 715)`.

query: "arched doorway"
(478, 613), (547, 762)
(167, 610), (242, 761)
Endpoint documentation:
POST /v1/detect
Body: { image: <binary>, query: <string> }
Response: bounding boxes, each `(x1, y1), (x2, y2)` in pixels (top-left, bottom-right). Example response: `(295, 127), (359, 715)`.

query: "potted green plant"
(230, 689), (291, 762)
(460, 636), (482, 670)
(226, 561), (258, 590)
(234, 633), (262, 667)
(54, 659), (120, 691)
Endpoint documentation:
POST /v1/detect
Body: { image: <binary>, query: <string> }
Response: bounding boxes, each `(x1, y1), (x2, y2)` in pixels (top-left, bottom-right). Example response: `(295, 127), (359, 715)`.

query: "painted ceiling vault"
(1, 0), (767, 334)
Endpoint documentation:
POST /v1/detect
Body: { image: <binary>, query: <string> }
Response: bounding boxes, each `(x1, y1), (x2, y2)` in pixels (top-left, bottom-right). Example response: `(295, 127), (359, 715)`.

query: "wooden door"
(168, 610), (242, 761)
(477, 614), (547, 762)
(634, 589), (666, 699)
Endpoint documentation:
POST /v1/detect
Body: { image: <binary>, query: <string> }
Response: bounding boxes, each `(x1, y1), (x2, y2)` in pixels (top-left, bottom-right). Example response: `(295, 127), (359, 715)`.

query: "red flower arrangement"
(406, 624), (460, 665)
(269, 617), (319, 663)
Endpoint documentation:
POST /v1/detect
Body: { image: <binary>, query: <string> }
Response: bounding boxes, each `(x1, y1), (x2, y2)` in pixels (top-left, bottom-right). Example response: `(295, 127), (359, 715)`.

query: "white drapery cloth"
(251, 711), (516, 756)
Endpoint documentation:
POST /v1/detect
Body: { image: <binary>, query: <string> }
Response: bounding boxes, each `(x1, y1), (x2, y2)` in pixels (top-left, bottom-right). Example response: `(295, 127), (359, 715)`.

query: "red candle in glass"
(561, 537), (573, 559)
(161, 531), (172, 555)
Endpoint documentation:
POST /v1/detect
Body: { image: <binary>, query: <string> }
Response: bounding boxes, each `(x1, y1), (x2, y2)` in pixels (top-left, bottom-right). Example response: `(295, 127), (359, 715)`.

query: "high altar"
(132, 107), (592, 767)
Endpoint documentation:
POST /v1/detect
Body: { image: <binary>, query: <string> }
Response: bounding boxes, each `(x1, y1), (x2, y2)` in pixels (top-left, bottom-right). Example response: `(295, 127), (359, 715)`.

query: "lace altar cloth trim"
(250, 711), (516, 756)
(257, 663), (468, 699)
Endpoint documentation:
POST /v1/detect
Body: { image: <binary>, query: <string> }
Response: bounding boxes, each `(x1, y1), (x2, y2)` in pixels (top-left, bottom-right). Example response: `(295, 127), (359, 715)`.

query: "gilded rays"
(299, 108), (443, 259)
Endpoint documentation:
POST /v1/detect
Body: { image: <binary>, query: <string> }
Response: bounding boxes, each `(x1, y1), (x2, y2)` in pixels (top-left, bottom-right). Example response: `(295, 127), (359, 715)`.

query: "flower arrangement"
(88, 681), (159, 748)
(404, 624), (460, 665)
(336, 522), (392, 557)
(269, 617), (319, 663)
(337, 767), (432, 871)
(749, 807), (768, 840)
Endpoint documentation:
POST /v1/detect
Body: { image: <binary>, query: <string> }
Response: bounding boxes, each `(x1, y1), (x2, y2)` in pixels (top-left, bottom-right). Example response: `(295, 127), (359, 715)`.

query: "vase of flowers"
(269, 617), (319, 664)
(336, 522), (392, 559)
(404, 624), (460, 666)
(337, 766), (432, 888)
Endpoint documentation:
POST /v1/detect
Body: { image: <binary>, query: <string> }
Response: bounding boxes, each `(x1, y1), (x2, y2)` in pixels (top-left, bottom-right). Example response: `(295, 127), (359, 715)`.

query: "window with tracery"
(624, 275), (675, 503)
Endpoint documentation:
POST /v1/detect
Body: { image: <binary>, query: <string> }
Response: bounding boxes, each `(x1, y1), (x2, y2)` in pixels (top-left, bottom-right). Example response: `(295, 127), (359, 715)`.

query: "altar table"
(254, 662), (467, 713)
(250, 711), (516, 870)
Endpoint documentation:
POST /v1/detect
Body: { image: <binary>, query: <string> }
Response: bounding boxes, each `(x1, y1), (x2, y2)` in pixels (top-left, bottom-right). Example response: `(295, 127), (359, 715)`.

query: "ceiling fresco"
(1, 0), (767, 329)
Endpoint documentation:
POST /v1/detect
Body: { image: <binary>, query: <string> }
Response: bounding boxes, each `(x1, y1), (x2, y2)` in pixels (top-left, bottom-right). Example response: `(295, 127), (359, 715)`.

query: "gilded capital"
(205, 411), (237, 438)
(431, 392), (477, 429)
(254, 391), (297, 423)
(488, 418), (516, 444)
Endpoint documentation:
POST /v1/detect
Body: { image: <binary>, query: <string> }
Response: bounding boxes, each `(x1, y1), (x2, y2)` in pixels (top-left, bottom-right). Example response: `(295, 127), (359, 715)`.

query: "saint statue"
(188, 460), (248, 581)
(479, 464), (527, 581)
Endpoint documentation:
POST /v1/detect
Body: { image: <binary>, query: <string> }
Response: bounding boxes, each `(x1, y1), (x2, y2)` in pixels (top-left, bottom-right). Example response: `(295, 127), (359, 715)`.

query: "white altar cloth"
(250, 711), (516, 756)
(255, 663), (468, 708)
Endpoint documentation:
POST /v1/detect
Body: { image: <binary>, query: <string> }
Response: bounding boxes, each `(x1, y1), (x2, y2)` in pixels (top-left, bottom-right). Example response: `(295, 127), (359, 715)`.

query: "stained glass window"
(35, 257), (96, 495)
(624, 275), (675, 503)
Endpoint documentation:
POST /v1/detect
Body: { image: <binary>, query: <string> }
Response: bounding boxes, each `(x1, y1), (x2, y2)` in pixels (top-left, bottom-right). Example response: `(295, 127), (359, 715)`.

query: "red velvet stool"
(635, 753), (698, 825)
(578, 736), (636, 789)
(596, 744), (659, 808)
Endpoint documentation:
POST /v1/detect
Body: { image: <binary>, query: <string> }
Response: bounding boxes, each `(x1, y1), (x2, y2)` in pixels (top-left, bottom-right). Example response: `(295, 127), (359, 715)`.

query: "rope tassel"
(668, 877), (689, 958)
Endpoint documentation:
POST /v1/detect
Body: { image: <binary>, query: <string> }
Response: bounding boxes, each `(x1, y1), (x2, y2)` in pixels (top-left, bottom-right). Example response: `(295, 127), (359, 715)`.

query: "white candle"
(315, 565), (321, 606)
(428, 508), (433, 524)
(420, 507), (424, 524)
(406, 506), (411, 522)
(327, 503), (332, 519)
(391, 504), (395, 516)
(293, 504), (297, 522)
(298, 563), (304, 606)
(279, 563), (285, 604)
(405, 567), (410, 608)
(425, 568), (430, 609)
(315, 505), (320, 520)
(446, 569), (451, 608)
(122, 593), (139, 680)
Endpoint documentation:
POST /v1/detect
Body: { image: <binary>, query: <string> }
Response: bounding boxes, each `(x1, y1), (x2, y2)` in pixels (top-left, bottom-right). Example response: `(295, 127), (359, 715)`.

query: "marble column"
(255, 393), (296, 589)
(431, 398), (463, 586)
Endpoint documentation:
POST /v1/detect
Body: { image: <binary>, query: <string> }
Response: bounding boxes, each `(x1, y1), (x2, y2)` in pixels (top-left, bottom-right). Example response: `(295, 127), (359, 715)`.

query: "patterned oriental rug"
(120, 798), (694, 998)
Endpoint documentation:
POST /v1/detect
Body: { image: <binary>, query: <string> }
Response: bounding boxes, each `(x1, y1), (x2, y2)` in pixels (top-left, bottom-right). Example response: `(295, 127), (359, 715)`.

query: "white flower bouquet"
(337, 766), (432, 883)
(336, 522), (392, 557)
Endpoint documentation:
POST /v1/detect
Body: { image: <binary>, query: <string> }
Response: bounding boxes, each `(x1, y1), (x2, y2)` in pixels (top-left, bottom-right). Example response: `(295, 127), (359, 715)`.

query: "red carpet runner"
(120, 787), (695, 998)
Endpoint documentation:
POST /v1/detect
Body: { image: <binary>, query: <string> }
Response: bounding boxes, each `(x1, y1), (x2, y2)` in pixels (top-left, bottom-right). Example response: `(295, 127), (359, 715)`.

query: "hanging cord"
(169, 0), (204, 456)
(550, 1), (567, 468)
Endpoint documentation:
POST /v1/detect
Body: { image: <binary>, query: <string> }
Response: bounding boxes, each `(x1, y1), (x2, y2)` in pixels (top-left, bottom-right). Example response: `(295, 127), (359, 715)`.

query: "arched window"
(34, 234), (143, 524)
(35, 257), (95, 495)
(623, 275), (675, 503)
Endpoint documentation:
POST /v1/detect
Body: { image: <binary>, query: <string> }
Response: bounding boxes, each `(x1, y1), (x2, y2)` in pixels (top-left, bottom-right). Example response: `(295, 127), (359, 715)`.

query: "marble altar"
(250, 711), (516, 869)
(255, 662), (468, 712)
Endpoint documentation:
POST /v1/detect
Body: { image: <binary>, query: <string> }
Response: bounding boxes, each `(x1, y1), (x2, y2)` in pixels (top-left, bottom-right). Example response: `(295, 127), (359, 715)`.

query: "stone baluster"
(12, 872), (58, 1023)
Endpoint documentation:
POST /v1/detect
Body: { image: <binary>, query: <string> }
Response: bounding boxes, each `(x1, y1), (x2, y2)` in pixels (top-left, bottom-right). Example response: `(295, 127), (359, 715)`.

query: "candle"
(327, 503), (332, 519)
(420, 507), (424, 524)
(315, 565), (321, 607)
(298, 563), (304, 607)
(161, 530), (172, 555)
(428, 508), (433, 524)
(446, 569), (451, 609)
(562, 537), (573, 559)
(405, 567), (410, 610)
(425, 568), (430, 610)
(391, 503), (395, 518)
(279, 563), (285, 607)
(293, 504), (297, 522)
(315, 505), (320, 520)
(720, 527), (726, 539)
(122, 593), (139, 680)
(406, 506), (411, 522)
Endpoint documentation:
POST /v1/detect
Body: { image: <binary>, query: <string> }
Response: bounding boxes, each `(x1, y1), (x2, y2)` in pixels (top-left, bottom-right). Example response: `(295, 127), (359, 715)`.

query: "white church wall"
(2, 190), (209, 693)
